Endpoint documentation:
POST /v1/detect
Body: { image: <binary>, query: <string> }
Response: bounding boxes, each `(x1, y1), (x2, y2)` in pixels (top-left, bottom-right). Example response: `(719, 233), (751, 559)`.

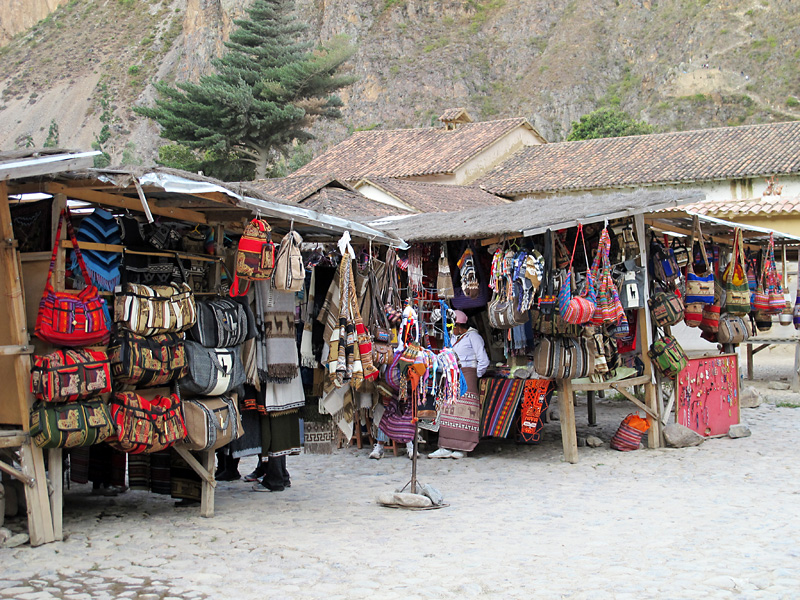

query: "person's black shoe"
(251, 482), (284, 492)
(174, 499), (200, 507)
(244, 464), (266, 482)
(216, 470), (241, 482)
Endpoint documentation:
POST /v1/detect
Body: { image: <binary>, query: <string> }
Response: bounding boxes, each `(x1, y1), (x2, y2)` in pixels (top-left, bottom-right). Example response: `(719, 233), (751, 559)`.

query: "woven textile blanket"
(480, 378), (525, 438)
(516, 379), (551, 444)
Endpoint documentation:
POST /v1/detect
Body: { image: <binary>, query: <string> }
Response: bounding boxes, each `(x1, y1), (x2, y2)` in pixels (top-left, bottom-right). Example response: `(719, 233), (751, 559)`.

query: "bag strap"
(47, 209), (93, 290)
(689, 215), (711, 275)
(542, 229), (553, 297)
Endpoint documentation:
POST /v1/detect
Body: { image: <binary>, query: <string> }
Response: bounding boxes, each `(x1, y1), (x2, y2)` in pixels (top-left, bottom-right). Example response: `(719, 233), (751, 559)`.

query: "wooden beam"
(0, 345), (33, 355)
(59, 240), (223, 263)
(19, 443), (56, 545)
(558, 379), (579, 464)
(0, 432), (27, 448)
(610, 384), (659, 420)
(48, 448), (63, 541)
(200, 450), (215, 518)
(174, 446), (217, 488)
(0, 457), (34, 486)
(480, 233), (522, 247)
(46, 183), (208, 224)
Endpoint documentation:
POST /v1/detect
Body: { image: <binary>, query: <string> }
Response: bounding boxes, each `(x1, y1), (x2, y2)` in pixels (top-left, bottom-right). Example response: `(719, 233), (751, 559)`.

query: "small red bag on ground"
(610, 413), (650, 451)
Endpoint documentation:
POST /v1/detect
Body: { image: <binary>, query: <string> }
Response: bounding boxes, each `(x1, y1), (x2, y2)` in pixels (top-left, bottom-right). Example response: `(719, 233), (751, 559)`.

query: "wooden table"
(745, 337), (800, 392)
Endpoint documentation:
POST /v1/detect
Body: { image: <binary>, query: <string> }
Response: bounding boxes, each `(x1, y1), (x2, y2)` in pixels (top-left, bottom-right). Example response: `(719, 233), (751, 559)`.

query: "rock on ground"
(585, 435), (604, 447)
(663, 423), (705, 447)
(739, 386), (763, 408)
(728, 424), (752, 438)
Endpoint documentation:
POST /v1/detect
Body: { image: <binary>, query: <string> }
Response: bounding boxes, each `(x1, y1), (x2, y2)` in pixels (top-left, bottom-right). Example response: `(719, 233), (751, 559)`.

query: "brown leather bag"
(179, 394), (243, 452)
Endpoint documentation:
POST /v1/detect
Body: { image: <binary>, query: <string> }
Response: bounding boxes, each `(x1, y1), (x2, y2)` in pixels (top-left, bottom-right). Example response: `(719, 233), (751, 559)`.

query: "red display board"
(676, 354), (740, 437)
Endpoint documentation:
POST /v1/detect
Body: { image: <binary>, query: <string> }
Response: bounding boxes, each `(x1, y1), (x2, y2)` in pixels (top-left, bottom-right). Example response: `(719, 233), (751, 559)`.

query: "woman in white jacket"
(428, 310), (490, 459)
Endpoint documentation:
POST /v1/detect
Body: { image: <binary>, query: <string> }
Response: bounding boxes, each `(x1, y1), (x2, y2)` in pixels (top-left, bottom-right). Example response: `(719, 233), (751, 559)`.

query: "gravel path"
(2, 378), (799, 599)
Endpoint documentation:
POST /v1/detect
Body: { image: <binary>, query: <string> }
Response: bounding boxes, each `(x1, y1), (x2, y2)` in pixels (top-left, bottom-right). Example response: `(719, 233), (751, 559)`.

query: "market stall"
(0, 151), (402, 545)
(365, 188), (800, 462)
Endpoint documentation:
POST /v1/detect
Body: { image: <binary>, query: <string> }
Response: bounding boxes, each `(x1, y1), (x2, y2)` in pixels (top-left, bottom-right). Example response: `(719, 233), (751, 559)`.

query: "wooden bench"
(745, 337), (800, 392)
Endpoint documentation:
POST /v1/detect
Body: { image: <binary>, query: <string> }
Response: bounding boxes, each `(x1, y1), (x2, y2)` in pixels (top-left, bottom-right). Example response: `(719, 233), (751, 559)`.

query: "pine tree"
(136, 0), (356, 180)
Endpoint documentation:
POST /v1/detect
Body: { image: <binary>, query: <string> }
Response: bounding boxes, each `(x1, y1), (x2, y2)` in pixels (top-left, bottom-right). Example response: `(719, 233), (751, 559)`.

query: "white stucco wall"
(353, 183), (414, 211)
(456, 128), (544, 185)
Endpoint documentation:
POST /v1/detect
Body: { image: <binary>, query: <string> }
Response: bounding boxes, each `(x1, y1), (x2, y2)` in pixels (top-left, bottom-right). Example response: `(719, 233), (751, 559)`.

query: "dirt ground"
(2, 349), (799, 600)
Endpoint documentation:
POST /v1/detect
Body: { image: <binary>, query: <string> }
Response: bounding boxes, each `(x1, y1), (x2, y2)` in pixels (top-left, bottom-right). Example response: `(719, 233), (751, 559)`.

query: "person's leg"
(280, 456), (290, 488)
(253, 456), (285, 492)
(244, 454), (266, 481)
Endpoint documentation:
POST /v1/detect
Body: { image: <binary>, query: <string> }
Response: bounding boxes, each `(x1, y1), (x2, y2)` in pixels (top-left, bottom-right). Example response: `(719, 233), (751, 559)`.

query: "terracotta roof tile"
(245, 174), (353, 203)
(665, 195), (800, 217)
(479, 121), (800, 196)
(300, 188), (411, 220)
(361, 177), (507, 213)
(294, 118), (536, 181)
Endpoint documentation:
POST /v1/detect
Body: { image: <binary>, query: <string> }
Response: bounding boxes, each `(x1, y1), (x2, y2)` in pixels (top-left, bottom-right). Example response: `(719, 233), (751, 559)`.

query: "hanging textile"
(254, 282), (299, 383)
(480, 378), (526, 438)
(517, 379), (551, 444)
(300, 268), (317, 368)
(70, 208), (122, 291)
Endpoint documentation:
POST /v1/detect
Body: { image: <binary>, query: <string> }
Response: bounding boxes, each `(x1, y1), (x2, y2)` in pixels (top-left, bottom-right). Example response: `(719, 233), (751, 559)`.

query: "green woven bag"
(29, 399), (114, 449)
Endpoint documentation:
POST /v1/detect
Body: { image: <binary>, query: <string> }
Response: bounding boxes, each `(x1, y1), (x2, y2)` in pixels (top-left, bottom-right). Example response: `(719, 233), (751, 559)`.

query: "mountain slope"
(0, 0), (797, 170)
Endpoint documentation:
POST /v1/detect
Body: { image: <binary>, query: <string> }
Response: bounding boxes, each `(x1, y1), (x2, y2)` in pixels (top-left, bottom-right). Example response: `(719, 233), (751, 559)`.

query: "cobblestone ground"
(2, 358), (800, 599)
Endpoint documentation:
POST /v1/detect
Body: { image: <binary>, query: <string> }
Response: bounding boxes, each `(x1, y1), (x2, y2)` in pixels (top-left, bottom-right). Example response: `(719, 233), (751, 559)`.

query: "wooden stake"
(558, 380), (578, 464)
(48, 448), (63, 541)
(200, 450), (215, 518)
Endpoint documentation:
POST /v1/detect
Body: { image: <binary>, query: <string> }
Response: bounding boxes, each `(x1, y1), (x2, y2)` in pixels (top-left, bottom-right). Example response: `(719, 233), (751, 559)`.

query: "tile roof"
(664, 195), (800, 217)
(293, 118), (539, 181)
(359, 177), (507, 213)
(479, 121), (800, 196)
(300, 187), (411, 221)
(245, 174), (354, 203)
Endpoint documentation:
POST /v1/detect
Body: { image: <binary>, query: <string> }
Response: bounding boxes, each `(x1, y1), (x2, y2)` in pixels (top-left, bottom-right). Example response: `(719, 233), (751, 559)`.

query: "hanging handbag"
(671, 238), (690, 268)
(436, 243), (455, 299)
(723, 228), (751, 316)
(648, 334), (688, 379)
(273, 230), (305, 292)
(558, 224), (596, 325)
(615, 259), (646, 310)
(532, 336), (595, 380)
(180, 340), (246, 397)
(753, 310), (773, 332)
(591, 227), (627, 327)
(457, 245), (480, 298)
(30, 348), (111, 403)
(650, 233), (679, 287)
(108, 331), (187, 387)
(108, 390), (187, 454)
(700, 303), (721, 334)
(115, 252), (196, 336)
(35, 209), (112, 347)
(29, 399), (114, 449)
(779, 299), (794, 326)
(684, 216), (715, 305)
(179, 394), (243, 451)
(684, 302), (704, 328)
(536, 230), (559, 316)
(764, 233), (785, 314)
(649, 282), (684, 327)
(717, 314), (751, 344)
(188, 296), (255, 348)
(230, 218), (276, 296)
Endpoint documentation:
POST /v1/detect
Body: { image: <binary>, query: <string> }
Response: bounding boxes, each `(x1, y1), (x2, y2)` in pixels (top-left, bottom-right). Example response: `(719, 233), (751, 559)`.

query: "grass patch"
(776, 401), (800, 408)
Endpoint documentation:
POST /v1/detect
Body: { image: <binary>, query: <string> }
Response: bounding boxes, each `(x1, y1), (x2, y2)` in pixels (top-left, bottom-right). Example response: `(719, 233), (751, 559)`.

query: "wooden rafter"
(45, 182), (209, 224)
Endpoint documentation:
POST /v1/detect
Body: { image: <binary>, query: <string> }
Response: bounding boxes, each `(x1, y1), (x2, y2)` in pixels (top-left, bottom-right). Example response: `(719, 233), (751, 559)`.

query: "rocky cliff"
(0, 0), (797, 170)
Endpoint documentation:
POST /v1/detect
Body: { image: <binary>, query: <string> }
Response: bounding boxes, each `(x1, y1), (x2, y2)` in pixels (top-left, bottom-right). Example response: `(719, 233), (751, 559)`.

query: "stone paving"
(2, 371), (800, 599)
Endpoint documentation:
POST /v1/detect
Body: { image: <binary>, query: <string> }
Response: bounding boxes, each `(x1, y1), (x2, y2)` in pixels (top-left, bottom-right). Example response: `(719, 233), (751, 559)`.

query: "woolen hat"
(453, 310), (468, 324)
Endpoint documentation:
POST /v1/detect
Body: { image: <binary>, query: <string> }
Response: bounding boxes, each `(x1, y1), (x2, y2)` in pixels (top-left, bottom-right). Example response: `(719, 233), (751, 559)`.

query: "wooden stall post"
(200, 450), (215, 518)
(635, 213), (662, 448)
(558, 379), (579, 464)
(48, 448), (63, 540)
(0, 183), (56, 544)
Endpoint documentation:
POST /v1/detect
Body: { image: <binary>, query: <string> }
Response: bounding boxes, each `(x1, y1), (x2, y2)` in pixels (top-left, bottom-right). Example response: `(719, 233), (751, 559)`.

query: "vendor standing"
(428, 310), (490, 459)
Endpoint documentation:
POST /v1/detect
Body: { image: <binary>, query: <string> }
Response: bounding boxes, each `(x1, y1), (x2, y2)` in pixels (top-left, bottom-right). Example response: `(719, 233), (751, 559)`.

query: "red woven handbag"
(558, 224), (596, 325)
(230, 218), (276, 296)
(35, 209), (111, 347)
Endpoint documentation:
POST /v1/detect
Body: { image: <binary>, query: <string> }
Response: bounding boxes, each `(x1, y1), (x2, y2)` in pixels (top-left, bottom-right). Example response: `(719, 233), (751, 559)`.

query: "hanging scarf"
(300, 268), (317, 368)
(255, 281), (299, 383)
